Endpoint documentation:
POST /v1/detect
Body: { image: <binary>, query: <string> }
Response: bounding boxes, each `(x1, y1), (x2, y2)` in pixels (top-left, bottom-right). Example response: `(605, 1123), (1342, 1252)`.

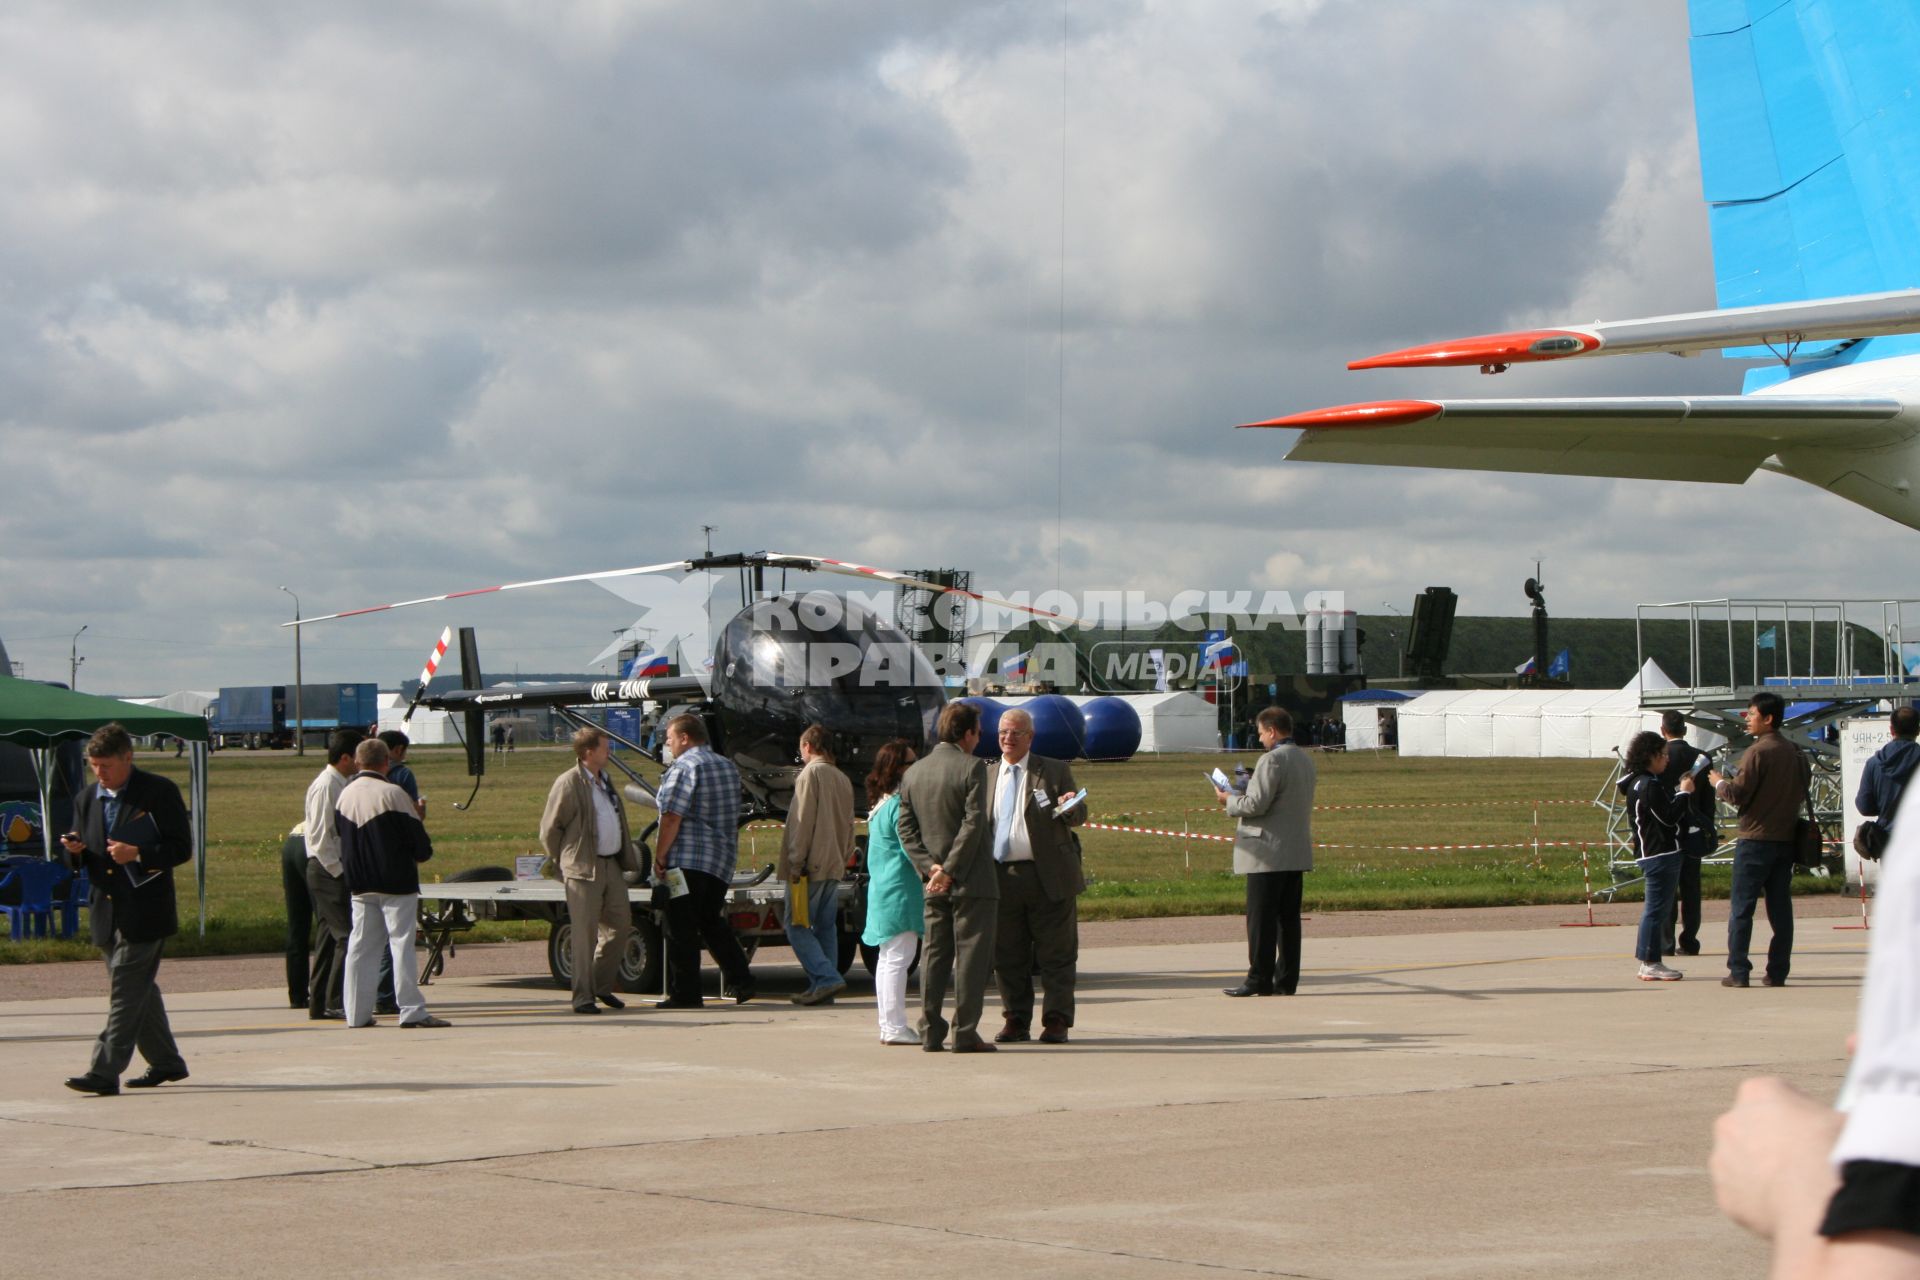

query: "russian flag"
(626, 652), (670, 678)
(1201, 633), (1234, 670)
(1001, 650), (1030, 681)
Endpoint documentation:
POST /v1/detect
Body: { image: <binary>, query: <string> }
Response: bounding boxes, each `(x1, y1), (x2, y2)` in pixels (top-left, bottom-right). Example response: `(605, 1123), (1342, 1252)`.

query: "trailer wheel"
(546, 920), (573, 990)
(619, 911), (663, 994)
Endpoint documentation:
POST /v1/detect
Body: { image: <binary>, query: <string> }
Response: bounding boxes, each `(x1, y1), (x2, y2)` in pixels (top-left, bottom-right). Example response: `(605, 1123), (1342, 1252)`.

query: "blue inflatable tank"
(1080, 696), (1142, 762)
(1024, 693), (1087, 761)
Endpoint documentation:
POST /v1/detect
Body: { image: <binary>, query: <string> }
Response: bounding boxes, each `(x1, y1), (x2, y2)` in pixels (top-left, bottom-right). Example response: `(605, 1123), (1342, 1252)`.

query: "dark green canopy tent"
(0, 678), (210, 933)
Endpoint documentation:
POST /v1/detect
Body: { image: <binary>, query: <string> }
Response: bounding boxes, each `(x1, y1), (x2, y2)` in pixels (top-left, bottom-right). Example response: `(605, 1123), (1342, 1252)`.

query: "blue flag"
(1757, 626), (1777, 651)
(1547, 648), (1570, 679)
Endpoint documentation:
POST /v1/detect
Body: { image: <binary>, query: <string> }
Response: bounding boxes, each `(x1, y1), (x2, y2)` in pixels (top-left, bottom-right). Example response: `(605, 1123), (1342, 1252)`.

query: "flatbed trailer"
(415, 869), (863, 997)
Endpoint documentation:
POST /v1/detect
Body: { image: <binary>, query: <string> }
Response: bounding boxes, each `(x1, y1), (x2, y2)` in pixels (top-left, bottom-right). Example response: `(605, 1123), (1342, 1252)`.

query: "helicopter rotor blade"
(760, 553), (1092, 627)
(284, 560), (695, 626)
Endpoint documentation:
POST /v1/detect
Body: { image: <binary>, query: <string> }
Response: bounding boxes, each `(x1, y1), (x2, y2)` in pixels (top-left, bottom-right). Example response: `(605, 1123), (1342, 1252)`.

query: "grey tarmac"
(0, 901), (1864, 1278)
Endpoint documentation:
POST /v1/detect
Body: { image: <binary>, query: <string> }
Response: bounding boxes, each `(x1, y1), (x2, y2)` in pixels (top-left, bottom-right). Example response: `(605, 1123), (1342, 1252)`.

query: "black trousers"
(281, 834), (312, 1008)
(1660, 828), (1709, 953)
(1244, 870), (1304, 994)
(89, 935), (185, 1080)
(663, 868), (753, 1004)
(306, 860), (352, 1017)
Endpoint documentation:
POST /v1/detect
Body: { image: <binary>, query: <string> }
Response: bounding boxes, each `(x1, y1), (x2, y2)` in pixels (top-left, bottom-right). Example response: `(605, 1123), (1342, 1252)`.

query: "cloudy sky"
(4, 0), (1910, 694)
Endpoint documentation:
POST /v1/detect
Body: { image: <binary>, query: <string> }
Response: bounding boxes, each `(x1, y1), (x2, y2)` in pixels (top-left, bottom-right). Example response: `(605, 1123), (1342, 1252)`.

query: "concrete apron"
(0, 918), (1859, 1278)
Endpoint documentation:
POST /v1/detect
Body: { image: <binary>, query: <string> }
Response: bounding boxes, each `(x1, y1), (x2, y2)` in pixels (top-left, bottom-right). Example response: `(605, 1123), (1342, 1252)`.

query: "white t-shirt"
(1834, 820), (1920, 1167)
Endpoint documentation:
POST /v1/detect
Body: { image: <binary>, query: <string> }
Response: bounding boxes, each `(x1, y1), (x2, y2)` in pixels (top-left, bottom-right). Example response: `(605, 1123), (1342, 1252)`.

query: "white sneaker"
(1637, 962), (1683, 982)
(880, 1028), (922, 1045)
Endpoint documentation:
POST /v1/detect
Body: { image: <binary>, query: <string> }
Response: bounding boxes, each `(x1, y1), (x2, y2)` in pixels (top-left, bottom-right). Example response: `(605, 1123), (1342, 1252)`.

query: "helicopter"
(291, 551), (1080, 819)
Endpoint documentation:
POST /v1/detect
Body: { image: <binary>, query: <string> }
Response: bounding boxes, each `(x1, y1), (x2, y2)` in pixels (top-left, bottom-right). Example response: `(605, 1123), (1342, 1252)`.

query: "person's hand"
(1710, 1076), (1843, 1239)
(653, 859), (667, 879)
(927, 870), (952, 894)
(1214, 787), (1230, 805)
(1708, 769), (1725, 786)
(1679, 775), (1696, 794)
(106, 839), (141, 865)
(59, 832), (84, 854)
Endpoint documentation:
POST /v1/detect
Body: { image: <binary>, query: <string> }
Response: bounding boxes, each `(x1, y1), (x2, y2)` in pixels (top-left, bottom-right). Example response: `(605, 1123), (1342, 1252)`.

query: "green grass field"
(2, 744), (1831, 962)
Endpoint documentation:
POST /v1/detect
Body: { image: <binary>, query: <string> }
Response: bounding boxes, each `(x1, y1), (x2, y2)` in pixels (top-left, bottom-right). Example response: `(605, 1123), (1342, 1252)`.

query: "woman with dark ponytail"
(1621, 729), (1698, 983)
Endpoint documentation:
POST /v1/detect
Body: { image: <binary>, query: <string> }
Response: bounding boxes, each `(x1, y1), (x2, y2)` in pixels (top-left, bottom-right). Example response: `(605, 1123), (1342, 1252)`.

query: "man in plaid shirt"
(652, 714), (756, 1007)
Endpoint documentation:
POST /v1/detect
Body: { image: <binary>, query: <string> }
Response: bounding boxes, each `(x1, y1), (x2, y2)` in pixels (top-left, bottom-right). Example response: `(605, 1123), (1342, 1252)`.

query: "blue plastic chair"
(57, 868), (89, 939)
(0, 860), (62, 940)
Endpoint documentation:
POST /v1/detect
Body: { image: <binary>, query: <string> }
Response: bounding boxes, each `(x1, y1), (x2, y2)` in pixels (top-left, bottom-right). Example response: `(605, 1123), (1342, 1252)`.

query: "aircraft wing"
(1346, 288), (1920, 370)
(1249, 396), (1908, 484)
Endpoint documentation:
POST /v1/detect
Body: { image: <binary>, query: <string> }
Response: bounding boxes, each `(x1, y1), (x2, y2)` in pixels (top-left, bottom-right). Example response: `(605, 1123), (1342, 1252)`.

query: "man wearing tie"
(897, 701), (994, 1052)
(987, 708), (1088, 1045)
(61, 723), (194, 1095)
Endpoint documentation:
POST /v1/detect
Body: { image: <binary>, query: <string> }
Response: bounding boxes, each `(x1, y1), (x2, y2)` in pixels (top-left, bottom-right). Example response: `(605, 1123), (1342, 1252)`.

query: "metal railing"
(1635, 597), (1920, 697)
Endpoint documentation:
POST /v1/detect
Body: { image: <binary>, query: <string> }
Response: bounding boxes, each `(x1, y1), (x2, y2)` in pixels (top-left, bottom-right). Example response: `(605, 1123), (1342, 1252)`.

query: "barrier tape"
(1082, 819), (1588, 854)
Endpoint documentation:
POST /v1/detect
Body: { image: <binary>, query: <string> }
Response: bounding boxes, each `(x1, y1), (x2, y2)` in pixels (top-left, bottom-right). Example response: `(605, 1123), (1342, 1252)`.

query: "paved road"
(0, 904), (1863, 1278)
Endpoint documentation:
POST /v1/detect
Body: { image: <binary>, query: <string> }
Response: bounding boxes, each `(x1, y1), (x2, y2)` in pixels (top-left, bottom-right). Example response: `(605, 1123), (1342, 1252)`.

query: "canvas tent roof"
(0, 678), (209, 744)
(0, 677), (210, 932)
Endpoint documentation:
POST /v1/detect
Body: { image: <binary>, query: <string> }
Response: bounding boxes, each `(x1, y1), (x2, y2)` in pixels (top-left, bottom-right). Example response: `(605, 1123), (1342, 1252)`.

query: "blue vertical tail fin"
(1688, 0), (1920, 382)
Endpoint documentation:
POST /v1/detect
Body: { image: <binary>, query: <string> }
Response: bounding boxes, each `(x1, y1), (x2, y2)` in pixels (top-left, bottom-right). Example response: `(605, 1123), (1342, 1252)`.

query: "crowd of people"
(49, 692), (1920, 1268)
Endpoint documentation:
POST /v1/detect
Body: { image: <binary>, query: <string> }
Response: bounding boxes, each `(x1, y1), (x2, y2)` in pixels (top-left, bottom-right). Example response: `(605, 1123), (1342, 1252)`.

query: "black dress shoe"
(653, 998), (705, 1010)
(921, 1039), (946, 1053)
(310, 1009), (345, 1021)
(127, 1067), (189, 1089)
(1223, 983), (1274, 998)
(598, 993), (625, 1010)
(1761, 975), (1787, 987)
(1721, 975), (1749, 988)
(1678, 943), (1702, 956)
(994, 1018), (1031, 1044)
(374, 1002), (400, 1016)
(572, 1004), (600, 1015)
(731, 980), (757, 1005)
(64, 1075), (119, 1096)
(951, 1036), (997, 1053)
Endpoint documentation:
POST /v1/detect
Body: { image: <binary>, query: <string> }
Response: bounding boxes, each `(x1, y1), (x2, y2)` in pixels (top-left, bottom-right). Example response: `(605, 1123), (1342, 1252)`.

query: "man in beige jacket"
(539, 727), (640, 1014)
(782, 724), (855, 1005)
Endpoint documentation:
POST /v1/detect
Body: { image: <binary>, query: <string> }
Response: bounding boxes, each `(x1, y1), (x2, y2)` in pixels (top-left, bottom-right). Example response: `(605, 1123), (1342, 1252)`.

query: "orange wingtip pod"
(1239, 400), (1444, 430)
(1347, 329), (1600, 370)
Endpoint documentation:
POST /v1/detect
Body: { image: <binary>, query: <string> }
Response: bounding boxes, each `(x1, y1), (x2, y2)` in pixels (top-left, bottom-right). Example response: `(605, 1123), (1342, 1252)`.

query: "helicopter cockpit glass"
(714, 591), (945, 816)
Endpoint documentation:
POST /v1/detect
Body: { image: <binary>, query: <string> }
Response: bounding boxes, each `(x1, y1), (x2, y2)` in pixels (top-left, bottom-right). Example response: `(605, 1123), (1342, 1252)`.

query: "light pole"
(1383, 602), (1405, 679)
(69, 623), (87, 689)
(280, 586), (304, 756)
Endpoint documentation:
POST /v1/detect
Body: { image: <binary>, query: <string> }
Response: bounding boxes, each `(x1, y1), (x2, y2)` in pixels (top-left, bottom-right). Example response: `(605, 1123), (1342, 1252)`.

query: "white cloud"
(4, 0), (1897, 693)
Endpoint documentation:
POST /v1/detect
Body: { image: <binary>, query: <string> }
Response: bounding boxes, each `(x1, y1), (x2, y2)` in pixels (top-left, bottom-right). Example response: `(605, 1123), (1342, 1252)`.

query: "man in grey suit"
(1217, 706), (1316, 997)
(539, 726), (641, 1015)
(987, 707), (1088, 1045)
(897, 700), (995, 1053)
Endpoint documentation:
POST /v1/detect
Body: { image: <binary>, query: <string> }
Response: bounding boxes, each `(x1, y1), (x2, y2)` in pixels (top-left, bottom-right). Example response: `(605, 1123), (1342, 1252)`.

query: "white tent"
(997, 691), (1222, 754)
(1395, 661), (1722, 759)
(376, 691), (461, 745)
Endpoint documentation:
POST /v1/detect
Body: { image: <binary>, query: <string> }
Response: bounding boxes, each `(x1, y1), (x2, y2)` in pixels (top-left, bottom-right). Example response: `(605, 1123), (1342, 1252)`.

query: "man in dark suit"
(897, 700), (994, 1052)
(987, 707), (1087, 1044)
(1655, 710), (1715, 957)
(59, 723), (194, 1095)
(1217, 707), (1317, 997)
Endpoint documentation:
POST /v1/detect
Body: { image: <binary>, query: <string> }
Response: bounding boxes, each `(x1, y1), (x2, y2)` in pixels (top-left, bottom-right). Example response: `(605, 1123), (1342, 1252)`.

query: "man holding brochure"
(986, 708), (1089, 1044)
(1216, 707), (1316, 998)
(61, 723), (195, 1095)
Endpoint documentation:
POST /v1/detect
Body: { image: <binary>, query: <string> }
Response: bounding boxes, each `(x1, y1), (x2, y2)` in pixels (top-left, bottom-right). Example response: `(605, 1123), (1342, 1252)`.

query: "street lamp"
(280, 586), (304, 756)
(1383, 602), (1405, 679)
(69, 624), (87, 689)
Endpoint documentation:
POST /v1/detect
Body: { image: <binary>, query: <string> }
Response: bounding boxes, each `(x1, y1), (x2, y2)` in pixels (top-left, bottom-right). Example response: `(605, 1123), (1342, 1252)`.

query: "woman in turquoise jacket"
(860, 739), (922, 1044)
